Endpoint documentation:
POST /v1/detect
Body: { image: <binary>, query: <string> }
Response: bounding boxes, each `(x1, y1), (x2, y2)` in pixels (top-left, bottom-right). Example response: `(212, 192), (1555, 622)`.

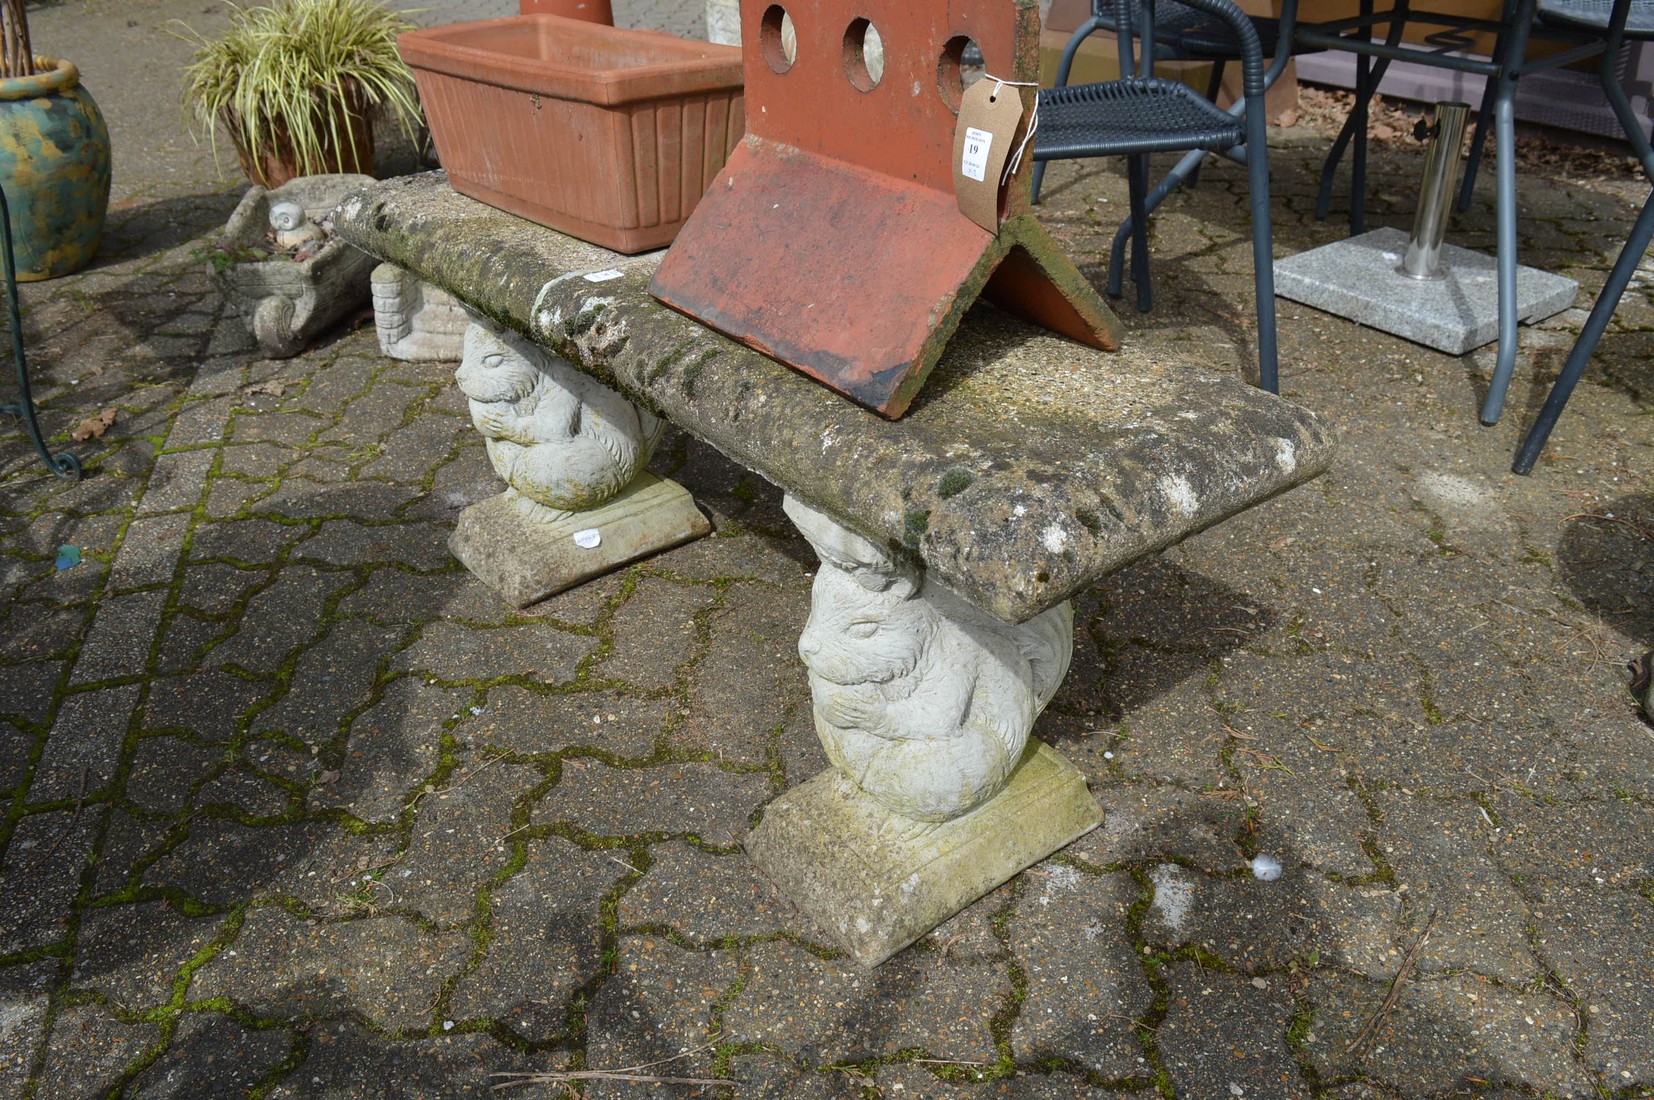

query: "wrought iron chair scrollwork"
(0, 183), (81, 483)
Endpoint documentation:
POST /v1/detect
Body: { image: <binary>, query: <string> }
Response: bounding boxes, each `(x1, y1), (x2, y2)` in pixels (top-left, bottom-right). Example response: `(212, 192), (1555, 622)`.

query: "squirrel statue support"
(783, 495), (1073, 822)
(454, 321), (665, 513)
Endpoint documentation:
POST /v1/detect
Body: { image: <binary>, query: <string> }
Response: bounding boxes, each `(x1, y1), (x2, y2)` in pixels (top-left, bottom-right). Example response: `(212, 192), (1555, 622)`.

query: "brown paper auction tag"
(952, 79), (1026, 233)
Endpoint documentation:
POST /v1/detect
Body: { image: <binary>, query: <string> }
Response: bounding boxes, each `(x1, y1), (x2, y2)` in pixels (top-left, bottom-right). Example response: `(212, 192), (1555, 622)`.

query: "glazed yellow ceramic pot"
(0, 57), (111, 280)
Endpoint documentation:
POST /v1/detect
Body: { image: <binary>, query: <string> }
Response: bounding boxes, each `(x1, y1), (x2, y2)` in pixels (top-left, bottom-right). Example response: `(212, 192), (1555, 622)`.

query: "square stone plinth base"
(450, 473), (710, 608)
(1273, 227), (1578, 355)
(745, 741), (1101, 968)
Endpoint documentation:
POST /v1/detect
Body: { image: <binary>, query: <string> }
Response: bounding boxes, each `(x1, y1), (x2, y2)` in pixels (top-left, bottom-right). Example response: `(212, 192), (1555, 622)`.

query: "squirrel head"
(783, 495), (919, 596)
(799, 565), (936, 688)
(455, 323), (540, 405)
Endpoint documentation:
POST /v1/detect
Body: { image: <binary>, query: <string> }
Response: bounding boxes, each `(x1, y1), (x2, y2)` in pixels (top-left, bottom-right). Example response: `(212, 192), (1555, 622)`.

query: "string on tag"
(1004, 101), (1039, 184)
(980, 73), (1041, 186)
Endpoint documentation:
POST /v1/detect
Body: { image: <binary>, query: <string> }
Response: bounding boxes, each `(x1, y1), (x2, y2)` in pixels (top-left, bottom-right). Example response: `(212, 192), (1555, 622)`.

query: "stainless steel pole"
(1401, 102), (1471, 280)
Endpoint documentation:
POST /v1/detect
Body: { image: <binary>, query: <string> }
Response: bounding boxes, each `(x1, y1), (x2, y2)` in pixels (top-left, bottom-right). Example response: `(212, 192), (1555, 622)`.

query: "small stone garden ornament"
(211, 173), (376, 358)
(268, 200), (324, 252)
(370, 263), (468, 361)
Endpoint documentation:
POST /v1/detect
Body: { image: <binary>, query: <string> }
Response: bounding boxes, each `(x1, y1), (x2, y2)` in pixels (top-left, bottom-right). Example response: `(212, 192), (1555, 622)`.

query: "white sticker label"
(573, 528), (602, 549)
(960, 127), (994, 183)
(583, 269), (625, 283)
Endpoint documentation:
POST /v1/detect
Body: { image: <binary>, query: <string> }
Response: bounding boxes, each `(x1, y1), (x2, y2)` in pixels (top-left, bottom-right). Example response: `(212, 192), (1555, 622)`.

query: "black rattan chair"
(1029, 0), (1288, 391)
(1046, 0), (1307, 114)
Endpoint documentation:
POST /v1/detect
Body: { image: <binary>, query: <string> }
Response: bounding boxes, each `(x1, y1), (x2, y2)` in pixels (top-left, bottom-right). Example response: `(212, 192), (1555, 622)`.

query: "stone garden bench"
(335, 171), (1336, 967)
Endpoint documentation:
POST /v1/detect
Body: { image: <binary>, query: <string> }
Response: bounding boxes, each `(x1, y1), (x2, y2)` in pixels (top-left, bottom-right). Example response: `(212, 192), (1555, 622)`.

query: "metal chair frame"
(1030, 0), (1288, 392)
(1511, 0), (1654, 473)
(1297, 0), (1631, 425)
(1047, 0), (1300, 94)
(0, 182), (81, 483)
(1458, 0), (1654, 216)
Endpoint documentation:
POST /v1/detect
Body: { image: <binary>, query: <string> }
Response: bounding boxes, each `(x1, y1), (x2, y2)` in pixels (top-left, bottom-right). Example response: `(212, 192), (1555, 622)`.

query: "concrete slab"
(1272, 226), (1578, 355)
(449, 473), (711, 608)
(744, 742), (1102, 967)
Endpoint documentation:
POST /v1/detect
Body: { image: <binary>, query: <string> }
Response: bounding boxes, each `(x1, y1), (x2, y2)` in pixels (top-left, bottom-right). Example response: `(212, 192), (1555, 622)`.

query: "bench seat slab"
(336, 173), (1336, 625)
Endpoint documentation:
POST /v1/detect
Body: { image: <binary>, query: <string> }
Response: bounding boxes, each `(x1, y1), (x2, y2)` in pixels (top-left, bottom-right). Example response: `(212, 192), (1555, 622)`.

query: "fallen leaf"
(70, 408), (117, 441)
(244, 379), (287, 397)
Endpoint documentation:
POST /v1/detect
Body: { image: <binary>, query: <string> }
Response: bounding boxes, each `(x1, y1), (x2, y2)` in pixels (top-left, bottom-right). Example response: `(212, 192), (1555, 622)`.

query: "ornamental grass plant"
(179, 0), (422, 185)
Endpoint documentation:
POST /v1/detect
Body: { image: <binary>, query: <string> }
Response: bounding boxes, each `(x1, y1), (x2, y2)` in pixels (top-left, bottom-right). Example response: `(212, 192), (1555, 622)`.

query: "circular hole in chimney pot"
(842, 17), (884, 91)
(937, 36), (987, 113)
(761, 5), (797, 74)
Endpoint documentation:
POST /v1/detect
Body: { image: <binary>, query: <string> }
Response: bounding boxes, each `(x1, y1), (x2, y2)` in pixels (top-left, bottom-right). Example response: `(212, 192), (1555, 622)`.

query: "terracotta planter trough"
(398, 15), (744, 253)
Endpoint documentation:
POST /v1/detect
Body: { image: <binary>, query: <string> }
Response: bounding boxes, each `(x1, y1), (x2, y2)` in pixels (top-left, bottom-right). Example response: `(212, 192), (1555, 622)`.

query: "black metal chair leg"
(1477, 5), (1537, 426)
(1127, 152), (1154, 311)
(1244, 111), (1279, 392)
(1513, 185), (1654, 473)
(1108, 146), (1208, 299)
(1350, 54), (1373, 231)
(1186, 60), (1227, 188)
(1457, 88), (1496, 212)
(1457, 0), (1520, 210)
(0, 184), (81, 482)
(1315, 0), (1407, 226)
(1479, 84), (1521, 423)
(1203, 57), (1228, 101)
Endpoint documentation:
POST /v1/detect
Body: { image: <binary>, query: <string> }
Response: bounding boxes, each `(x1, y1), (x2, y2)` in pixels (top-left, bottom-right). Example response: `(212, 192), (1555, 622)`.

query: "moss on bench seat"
(335, 172), (1336, 624)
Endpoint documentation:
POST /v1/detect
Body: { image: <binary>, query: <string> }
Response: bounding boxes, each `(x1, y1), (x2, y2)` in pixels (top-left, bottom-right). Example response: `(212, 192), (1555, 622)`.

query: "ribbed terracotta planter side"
(623, 92), (746, 236)
(401, 17), (743, 254)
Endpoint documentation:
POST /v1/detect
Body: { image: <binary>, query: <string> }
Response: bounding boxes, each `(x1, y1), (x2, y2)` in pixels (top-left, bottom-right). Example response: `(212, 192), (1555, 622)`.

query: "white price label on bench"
(960, 127), (994, 183)
(583, 269), (625, 283)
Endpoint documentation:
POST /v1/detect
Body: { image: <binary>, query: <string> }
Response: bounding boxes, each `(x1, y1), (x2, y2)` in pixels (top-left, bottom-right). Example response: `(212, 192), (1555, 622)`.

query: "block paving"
(2, 0), (1653, 1096)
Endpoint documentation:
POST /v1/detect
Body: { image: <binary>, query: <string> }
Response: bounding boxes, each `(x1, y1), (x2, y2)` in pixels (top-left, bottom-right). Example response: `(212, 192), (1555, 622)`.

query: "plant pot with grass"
(179, 0), (422, 189)
(0, 0), (112, 280)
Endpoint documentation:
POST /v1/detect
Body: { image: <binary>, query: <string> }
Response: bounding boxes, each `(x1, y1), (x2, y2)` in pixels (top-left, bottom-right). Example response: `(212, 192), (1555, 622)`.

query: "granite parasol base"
(1272, 227), (1577, 356)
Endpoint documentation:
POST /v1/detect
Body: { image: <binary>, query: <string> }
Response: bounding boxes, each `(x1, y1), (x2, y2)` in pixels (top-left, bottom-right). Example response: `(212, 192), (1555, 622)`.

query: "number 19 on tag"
(961, 127), (993, 183)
